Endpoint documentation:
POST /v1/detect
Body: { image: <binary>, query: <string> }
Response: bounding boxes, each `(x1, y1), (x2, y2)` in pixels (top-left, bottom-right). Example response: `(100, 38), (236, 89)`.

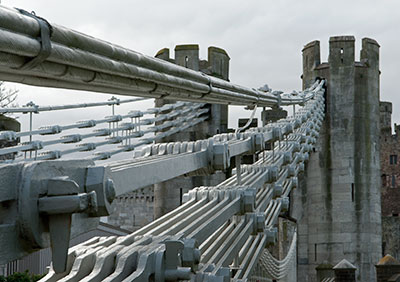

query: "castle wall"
(380, 102), (392, 135)
(382, 217), (400, 261)
(293, 36), (382, 281)
(107, 189), (154, 232)
(380, 101), (400, 261)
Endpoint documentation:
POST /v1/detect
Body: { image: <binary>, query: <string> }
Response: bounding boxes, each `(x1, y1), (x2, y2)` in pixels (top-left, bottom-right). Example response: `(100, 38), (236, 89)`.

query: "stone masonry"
(379, 101), (400, 261)
(107, 189), (154, 232)
(292, 36), (382, 281)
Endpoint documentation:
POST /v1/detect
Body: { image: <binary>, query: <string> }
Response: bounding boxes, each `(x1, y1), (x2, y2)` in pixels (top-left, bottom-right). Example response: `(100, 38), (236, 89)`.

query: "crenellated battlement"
(155, 44), (230, 80)
(302, 36), (380, 89)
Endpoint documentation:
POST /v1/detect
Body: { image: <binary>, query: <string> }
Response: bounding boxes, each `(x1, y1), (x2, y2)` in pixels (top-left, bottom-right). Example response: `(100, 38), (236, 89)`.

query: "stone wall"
(107, 188), (154, 232)
(382, 217), (400, 261)
(381, 188), (400, 216)
(380, 101), (400, 261)
(380, 109), (400, 192)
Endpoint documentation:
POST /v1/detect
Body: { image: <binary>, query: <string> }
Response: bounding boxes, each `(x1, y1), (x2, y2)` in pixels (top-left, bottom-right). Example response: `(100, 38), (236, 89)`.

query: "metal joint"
(16, 9), (53, 70)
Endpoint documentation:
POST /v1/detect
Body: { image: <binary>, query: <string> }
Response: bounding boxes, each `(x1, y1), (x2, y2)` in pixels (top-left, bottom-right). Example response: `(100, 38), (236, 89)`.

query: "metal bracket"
(16, 9), (53, 70)
(13, 160), (114, 273)
(85, 166), (115, 216)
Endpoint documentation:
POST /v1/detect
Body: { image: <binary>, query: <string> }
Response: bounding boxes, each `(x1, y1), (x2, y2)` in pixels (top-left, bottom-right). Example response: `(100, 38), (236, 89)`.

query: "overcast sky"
(2, 0), (400, 128)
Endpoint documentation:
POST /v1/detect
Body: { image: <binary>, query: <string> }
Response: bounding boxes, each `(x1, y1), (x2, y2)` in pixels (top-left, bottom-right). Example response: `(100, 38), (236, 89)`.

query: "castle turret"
(206, 47), (230, 134)
(293, 36), (382, 281)
(174, 44), (200, 71)
(155, 48), (171, 61)
(208, 46), (230, 80)
(302, 40), (321, 89)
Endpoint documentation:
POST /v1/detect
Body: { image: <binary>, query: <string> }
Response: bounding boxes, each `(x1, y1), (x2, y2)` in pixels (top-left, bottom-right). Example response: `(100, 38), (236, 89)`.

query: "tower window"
(390, 154), (397, 165)
(382, 174), (387, 187)
(392, 175), (396, 188)
(340, 48), (344, 63)
(315, 243), (317, 261)
(184, 56), (189, 68)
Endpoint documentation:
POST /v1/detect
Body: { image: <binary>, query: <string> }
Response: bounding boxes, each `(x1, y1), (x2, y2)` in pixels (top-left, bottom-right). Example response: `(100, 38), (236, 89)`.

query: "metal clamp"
(15, 160), (114, 273)
(16, 9), (53, 70)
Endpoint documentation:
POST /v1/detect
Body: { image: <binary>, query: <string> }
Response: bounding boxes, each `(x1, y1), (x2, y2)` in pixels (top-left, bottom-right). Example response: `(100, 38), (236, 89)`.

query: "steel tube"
(0, 97), (146, 114)
(0, 5), (322, 107)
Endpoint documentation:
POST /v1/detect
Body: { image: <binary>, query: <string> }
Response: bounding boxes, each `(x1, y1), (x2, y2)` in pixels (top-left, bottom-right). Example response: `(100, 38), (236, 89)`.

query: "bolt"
(105, 178), (116, 203)
(87, 191), (98, 213)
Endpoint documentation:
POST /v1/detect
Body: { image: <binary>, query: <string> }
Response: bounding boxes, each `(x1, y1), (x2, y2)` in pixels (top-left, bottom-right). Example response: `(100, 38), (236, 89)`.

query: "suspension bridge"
(0, 4), (383, 282)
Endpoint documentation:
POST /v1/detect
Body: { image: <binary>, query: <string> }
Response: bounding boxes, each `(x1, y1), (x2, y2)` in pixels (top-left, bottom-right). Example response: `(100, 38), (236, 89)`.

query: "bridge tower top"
(174, 44), (200, 71)
(296, 35), (382, 282)
(302, 36), (380, 90)
(155, 44), (230, 80)
(329, 36), (356, 68)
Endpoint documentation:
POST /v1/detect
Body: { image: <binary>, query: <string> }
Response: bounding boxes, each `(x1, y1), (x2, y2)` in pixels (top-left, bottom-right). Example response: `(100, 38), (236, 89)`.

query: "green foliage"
(0, 270), (44, 282)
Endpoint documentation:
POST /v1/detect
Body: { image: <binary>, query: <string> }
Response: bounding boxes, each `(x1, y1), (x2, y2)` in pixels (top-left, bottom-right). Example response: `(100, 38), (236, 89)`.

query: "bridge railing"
(0, 81), (324, 280)
(0, 97), (146, 114)
(0, 98), (209, 162)
(36, 82), (325, 281)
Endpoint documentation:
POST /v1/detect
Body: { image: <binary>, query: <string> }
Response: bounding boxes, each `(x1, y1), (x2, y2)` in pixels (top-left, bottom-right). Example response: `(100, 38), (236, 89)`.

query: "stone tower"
(293, 36), (382, 281)
(153, 45), (230, 218)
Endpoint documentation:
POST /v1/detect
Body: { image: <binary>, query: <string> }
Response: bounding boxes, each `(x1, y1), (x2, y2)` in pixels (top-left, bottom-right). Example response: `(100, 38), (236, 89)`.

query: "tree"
(0, 270), (44, 281)
(0, 81), (18, 109)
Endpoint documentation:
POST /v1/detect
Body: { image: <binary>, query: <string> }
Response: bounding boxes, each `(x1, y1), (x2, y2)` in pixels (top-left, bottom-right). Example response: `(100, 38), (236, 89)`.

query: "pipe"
(0, 5), (321, 107)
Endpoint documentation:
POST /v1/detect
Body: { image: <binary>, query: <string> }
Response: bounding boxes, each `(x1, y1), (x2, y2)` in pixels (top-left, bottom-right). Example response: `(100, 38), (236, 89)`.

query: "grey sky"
(2, 0), (400, 127)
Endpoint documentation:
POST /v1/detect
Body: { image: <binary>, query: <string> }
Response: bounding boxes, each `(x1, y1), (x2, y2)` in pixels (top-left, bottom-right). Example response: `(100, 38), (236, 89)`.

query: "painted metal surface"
(0, 101), (208, 161)
(0, 82), (325, 280)
(0, 5), (318, 108)
(0, 5), (328, 279)
(31, 83), (324, 281)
